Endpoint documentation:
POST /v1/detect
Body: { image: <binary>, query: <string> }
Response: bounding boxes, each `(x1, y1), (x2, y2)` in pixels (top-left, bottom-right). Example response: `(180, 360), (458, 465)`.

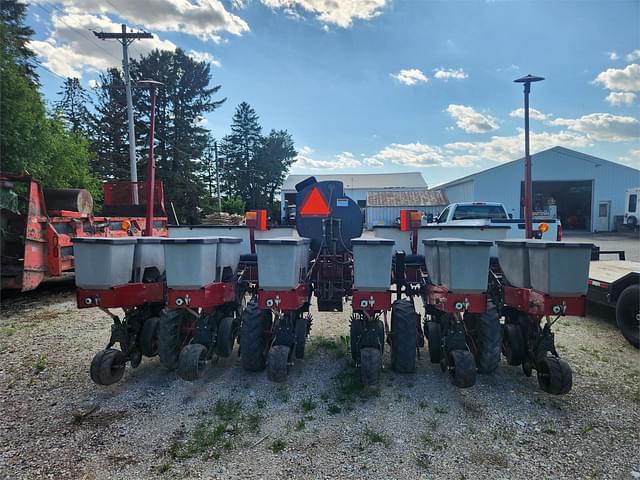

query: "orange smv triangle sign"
(299, 187), (331, 217)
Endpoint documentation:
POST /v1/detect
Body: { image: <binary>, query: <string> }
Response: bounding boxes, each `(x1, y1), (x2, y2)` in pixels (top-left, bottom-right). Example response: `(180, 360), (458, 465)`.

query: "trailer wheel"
(294, 316), (308, 360)
(425, 321), (442, 364)
(350, 317), (384, 363)
(360, 347), (382, 385)
(216, 316), (235, 358)
(616, 284), (640, 349)
(178, 344), (208, 381)
(240, 300), (270, 371)
(158, 310), (192, 371)
(447, 350), (476, 388)
(466, 302), (502, 374)
(90, 349), (126, 386)
(536, 355), (572, 395)
(390, 299), (417, 373)
(267, 345), (290, 382)
(139, 316), (160, 357)
(503, 323), (526, 366)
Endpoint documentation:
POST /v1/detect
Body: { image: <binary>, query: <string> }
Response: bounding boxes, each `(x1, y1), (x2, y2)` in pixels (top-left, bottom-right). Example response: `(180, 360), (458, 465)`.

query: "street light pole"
(514, 74), (544, 239)
(138, 80), (164, 236)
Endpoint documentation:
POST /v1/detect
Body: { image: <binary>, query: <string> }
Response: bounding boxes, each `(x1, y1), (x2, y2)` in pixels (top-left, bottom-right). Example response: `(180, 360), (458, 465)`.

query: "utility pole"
(214, 141), (222, 212)
(94, 25), (153, 204)
(514, 74), (544, 239)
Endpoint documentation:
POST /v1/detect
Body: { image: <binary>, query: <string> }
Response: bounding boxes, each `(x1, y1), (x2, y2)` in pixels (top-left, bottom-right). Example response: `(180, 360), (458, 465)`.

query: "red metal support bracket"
(426, 284), (487, 314)
(167, 282), (236, 309)
(258, 284), (308, 311)
(503, 286), (586, 318)
(77, 282), (164, 309)
(352, 290), (392, 313)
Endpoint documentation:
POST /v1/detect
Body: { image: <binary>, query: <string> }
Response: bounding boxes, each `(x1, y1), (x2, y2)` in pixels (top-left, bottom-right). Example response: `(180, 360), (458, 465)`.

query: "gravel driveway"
(1, 284), (639, 480)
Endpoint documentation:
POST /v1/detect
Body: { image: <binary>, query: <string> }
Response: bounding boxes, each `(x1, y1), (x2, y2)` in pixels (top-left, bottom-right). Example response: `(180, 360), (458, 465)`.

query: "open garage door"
(521, 180), (593, 231)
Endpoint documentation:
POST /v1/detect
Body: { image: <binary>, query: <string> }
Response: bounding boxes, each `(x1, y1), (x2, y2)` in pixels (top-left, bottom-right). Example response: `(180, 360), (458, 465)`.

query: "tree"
(220, 104), (296, 212)
(219, 102), (264, 209)
(129, 49), (225, 223)
(0, 0), (39, 84)
(90, 68), (130, 180)
(55, 77), (92, 136)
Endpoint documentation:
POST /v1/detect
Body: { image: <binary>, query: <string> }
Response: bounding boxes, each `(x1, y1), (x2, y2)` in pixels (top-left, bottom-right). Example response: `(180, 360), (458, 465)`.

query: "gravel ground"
(1, 284), (639, 480)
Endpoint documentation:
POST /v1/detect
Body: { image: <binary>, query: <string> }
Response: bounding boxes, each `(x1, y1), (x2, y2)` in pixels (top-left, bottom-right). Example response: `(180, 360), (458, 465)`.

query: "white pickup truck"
(428, 202), (561, 240)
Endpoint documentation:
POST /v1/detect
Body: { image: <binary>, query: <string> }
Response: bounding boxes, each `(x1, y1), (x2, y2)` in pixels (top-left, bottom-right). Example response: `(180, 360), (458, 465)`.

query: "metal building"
(438, 146), (640, 232)
(366, 190), (448, 228)
(280, 172), (427, 222)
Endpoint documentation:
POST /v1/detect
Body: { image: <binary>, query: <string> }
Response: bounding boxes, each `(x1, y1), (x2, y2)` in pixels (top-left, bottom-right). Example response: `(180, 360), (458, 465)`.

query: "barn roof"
(367, 189), (448, 207)
(282, 172), (427, 191)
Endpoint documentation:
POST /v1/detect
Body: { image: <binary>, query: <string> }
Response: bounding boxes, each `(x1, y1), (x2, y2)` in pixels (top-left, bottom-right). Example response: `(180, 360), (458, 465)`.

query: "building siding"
(366, 205), (444, 229)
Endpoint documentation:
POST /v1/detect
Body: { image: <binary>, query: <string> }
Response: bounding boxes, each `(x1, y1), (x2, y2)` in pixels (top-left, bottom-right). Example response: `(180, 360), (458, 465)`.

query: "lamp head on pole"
(138, 79), (164, 88)
(514, 74), (545, 84)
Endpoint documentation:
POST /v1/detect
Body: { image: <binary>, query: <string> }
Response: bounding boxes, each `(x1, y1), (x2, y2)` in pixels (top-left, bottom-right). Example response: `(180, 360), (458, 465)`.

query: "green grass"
(364, 427), (391, 448)
(294, 419), (306, 431)
(434, 405), (449, 414)
(0, 326), (17, 337)
(580, 423), (594, 434)
(271, 439), (286, 453)
(34, 355), (47, 372)
(327, 404), (341, 415)
(256, 398), (266, 409)
(158, 463), (171, 473)
(335, 366), (379, 407)
(419, 431), (448, 451)
(307, 335), (349, 358)
(415, 452), (432, 471)
(418, 401), (429, 410)
(277, 386), (291, 403)
(299, 397), (316, 413)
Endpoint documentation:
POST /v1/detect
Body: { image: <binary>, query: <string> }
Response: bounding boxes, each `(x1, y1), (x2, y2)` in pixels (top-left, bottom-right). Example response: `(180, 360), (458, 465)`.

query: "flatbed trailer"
(587, 253), (639, 348)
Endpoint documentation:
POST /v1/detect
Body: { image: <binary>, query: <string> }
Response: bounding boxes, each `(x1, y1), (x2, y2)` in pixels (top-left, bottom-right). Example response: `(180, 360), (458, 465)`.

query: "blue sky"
(28, 0), (640, 187)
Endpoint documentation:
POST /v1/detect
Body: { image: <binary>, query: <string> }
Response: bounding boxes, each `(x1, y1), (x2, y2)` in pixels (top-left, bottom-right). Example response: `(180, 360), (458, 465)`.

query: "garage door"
(520, 180), (593, 231)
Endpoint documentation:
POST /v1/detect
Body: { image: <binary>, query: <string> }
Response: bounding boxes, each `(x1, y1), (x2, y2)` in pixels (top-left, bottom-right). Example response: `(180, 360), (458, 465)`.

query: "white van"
(624, 187), (640, 229)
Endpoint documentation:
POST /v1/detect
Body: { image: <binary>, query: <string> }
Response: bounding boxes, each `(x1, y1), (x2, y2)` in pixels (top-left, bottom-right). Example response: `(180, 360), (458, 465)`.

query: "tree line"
(1, 2), (296, 224)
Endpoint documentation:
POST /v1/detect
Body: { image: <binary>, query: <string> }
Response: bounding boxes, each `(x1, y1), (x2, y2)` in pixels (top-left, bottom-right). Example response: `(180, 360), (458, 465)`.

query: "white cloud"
(433, 68), (468, 81)
(509, 108), (551, 121)
(29, 13), (177, 77)
(87, 79), (99, 89)
(626, 49), (640, 62)
(605, 91), (636, 106)
(363, 157), (384, 167)
(34, 0), (249, 42)
(260, 0), (387, 28)
(294, 149), (361, 169)
(593, 63), (640, 92)
(608, 51), (620, 61)
(446, 104), (499, 133)
(550, 113), (640, 142)
(391, 68), (428, 86)
(619, 148), (640, 168)
(445, 129), (591, 164)
(366, 143), (447, 167)
(187, 50), (221, 67)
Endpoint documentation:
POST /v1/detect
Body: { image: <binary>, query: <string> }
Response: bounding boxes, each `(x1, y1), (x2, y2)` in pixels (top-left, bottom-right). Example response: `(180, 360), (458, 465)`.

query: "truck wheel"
(536, 355), (572, 395)
(215, 316), (235, 358)
(240, 300), (270, 371)
(90, 349), (126, 386)
(139, 316), (160, 357)
(447, 350), (476, 388)
(466, 302), (502, 374)
(616, 284), (639, 349)
(502, 323), (526, 366)
(360, 347), (382, 385)
(178, 344), (208, 381)
(390, 299), (417, 373)
(425, 321), (442, 364)
(158, 310), (192, 371)
(267, 345), (290, 382)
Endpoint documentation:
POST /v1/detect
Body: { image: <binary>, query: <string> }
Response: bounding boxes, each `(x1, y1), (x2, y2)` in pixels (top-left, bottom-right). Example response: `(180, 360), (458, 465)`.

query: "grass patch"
(158, 463), (171, 474)
(256, 398), (266, 409)
(270, 439), (286, 453)
(434, 405), (448, 414)
(335, 365), (379, 408)
(580, 423), (594, 434)
(0, 326), (17, 337)
(294, 419), (306, 431)
(418, 401), (428, 410)
(426, 418), (438, 432)
(327, 404), (341, 415)
(34, 355), (47, 372)
(169, 398), (262, 461)
(307, 335), (349, 358)
(420, 431), (448, 451)
(469, 451), (509, 469)
(415, 452), (432, 470)
(364, 426), (391, 448)
(299, 397), (316, 413)
(277, 386), (290, 403)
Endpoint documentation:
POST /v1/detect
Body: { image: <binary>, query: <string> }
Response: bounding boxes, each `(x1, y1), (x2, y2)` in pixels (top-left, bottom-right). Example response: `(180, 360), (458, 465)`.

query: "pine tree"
(258, 129), (297, 212)
(55, 77), (92, 136)
(0, 0), (39, 84)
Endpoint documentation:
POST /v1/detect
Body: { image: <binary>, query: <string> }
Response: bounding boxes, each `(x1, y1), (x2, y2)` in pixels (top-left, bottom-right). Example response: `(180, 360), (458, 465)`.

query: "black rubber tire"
(466, 302), (502, 374)
(240, 300), (269, 372)
(447, 350), (476, 388)
(390, 299), (417, 373)
(90, 349), (126, 386)
(216, 316), (235, 358)
(294, 316), (308, 360)
(360, 347), (382, 385)
(178, 344), (208, 381)
(536, 355), (572, 395)
(158, 310), (190, 371)
(139, 316), (160, 357)
(425, 321), (442, 364)
(503, 323), (526, 366)
(616, 284), (639, 349)
(267, 345), (290, 382)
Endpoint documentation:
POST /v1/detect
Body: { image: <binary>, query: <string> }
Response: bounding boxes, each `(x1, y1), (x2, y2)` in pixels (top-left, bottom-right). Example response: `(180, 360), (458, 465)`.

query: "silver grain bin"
(419, 225), (509, 257)
(255, 237), (311, 290)
(496, 239), (530, 288)
(351, 238), (395, 291)
(527, 240), (593, 296)
(422, 239), (440, 285)
(73, 237), (137, 289)
(216, 236), (243, 281)
(437, 238), (493, 293)
(372, 226), (412, 253)
(133, 237), (165, 283)
(161, 237), (219, 289)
